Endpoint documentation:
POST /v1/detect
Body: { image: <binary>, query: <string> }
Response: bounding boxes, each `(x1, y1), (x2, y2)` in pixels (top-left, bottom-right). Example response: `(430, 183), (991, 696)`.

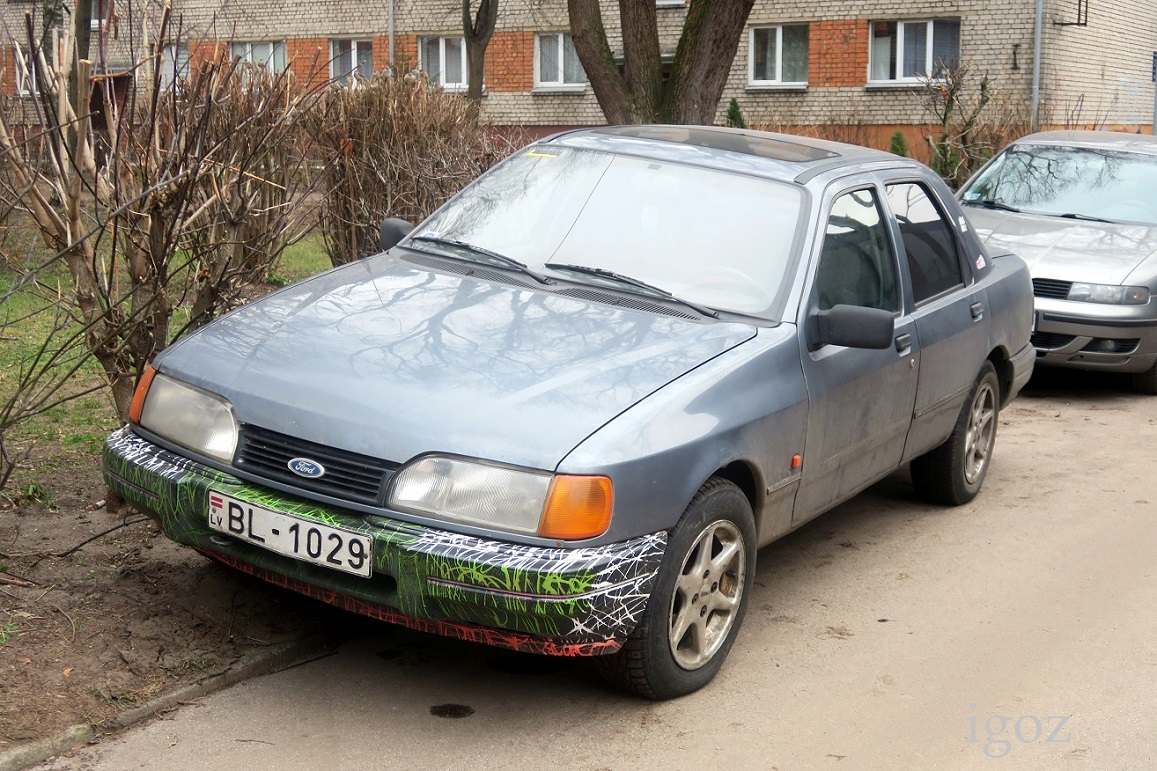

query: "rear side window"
(886, 182), (964, 303)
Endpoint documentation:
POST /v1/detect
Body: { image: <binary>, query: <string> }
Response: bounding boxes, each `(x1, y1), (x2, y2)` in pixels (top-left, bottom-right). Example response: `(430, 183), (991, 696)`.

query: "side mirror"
(812, 304), (894, 350)
(379, 218), (415, 253)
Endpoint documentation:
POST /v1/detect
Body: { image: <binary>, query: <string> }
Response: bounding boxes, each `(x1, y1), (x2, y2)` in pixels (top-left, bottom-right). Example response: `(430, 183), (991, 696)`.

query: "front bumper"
(1031, 299), (1157, 374)
(103, 428), (665, 656)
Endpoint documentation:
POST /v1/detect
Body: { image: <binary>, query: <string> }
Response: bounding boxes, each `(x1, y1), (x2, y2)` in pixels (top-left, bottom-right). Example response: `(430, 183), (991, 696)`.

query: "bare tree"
(567, 0), (754, 124)
(463, 0), (498, 117)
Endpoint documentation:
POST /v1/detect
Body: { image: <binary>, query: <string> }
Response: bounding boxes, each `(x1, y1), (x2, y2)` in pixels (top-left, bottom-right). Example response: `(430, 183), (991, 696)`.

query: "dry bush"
(310, 72), (521, 266)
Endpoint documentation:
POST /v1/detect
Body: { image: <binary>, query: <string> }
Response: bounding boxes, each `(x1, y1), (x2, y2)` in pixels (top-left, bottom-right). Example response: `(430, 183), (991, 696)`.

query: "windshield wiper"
(543, 263), (719, 319)
(964, 198), (1022, 213)
(1058, 212), (1112, 223)
(407, 236), (553, 285)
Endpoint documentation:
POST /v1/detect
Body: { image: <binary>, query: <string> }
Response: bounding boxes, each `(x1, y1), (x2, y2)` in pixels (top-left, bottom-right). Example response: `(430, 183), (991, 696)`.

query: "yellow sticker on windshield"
(526, 149), (558, 159)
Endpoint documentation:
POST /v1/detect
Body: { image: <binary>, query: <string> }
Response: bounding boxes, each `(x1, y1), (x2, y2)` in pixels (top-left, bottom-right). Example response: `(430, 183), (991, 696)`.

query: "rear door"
(883, 180), (991, 459)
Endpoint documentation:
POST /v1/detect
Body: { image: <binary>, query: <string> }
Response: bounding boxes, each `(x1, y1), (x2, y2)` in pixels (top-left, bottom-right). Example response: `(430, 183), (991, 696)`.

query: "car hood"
(964, 207), (1157, 284)
(157, 254), (757, 470)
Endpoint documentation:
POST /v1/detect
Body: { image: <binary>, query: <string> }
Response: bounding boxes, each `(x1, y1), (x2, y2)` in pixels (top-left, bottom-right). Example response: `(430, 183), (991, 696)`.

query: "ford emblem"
(288, 457), (326, 479)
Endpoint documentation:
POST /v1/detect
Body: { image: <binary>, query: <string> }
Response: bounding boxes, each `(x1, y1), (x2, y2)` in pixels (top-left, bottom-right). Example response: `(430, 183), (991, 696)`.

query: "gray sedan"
(958, 130), (1157, 392)
(104, 126), (1034, 699)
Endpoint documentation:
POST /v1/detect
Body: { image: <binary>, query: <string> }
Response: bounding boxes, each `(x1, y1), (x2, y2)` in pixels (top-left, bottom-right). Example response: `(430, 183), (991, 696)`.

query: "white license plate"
(207, 491), (372, 577)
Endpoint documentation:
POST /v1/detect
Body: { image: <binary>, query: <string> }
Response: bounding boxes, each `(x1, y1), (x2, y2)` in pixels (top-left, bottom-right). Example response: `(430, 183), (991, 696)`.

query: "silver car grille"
(234, 425), (397, 505)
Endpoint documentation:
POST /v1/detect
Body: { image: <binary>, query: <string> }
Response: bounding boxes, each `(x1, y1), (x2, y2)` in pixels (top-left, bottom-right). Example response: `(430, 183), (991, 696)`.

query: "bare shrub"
(922, 62), (1032, 188)
(310, 72), (522, 266)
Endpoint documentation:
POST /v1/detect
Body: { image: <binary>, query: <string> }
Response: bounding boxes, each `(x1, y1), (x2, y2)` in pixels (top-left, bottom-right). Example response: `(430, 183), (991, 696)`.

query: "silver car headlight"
(1066, 283), (1150, 305)
(134, 368), (238, 463)
(388, 455), (613, 540)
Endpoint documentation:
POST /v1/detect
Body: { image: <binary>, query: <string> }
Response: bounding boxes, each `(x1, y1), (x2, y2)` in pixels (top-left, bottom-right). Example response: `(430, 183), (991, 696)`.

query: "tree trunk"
(569, 0), (754, 126)
(463, 0), (497, 120)
(662, 0), (755, 124)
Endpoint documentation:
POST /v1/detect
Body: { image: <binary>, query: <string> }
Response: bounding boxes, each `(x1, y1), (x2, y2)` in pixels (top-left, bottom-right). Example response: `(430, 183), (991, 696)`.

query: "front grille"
(1031, 331), (1076, 350)
(1080, 337), (1139, 354)
(1032, 278), (1072, 300)
(234, 425), (397, 505)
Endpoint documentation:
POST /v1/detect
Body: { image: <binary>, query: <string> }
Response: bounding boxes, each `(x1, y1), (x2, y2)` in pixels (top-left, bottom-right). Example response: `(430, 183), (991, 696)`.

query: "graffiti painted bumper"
(102, 428), (666, 656)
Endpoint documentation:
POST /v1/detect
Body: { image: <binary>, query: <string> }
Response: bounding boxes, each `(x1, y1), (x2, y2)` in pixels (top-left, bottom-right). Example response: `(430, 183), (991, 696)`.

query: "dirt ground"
(0, 450), (327, 751)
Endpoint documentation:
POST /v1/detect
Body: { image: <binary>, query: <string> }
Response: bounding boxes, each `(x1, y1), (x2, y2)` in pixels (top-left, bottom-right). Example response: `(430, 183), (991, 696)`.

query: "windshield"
(410, 146), (806, 317)
(960, 145), (1157, 226)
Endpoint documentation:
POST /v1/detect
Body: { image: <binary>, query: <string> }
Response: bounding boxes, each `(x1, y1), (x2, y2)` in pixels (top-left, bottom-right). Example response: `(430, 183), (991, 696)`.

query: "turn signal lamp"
(129, 363), (157, 424)
(538, 475), (613, 540)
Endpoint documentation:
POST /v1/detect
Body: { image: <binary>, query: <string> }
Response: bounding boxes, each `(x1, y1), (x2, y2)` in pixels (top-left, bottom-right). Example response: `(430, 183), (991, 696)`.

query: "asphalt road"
(39, 369), (1157, 770)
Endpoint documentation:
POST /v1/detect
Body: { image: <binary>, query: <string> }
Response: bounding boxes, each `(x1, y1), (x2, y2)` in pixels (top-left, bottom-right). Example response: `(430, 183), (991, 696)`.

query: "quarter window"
(749, 24), (809, 85)
(332, 39), (374, 83)
(535, 32), (585, 88)
(869, 19), (959, 82)
(886, 182), (964, 303)
(815, 189), (900, 312)
(421, 36), (467, 89)
(230, 41), (288, 71)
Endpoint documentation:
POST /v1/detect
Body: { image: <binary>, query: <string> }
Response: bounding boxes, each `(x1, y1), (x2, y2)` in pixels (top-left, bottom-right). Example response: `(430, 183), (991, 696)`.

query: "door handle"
(970, 302), (984, 320)
(894, 333), (912, 354)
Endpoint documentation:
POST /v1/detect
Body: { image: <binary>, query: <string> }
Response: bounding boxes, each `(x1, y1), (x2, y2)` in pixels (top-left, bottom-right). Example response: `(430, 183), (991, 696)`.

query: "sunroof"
(593, 125), (840, 162)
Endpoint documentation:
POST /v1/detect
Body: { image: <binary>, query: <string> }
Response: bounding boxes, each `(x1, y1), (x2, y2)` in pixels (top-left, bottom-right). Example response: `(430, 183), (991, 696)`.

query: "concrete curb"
(0, 633), (336, 771)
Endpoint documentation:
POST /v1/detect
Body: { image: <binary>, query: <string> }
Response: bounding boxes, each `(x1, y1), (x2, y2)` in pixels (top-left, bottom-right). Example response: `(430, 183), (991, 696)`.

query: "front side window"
(421, 36), (467, 89)
(332, 39), (374, 83)
(886, 182), (964, 303)
(749, 24), (809, 85)
(815, 189), (900, 312)
(230, 41), (288, 71)
(535, 33), (585, 88)
(869, 19), (959, 82)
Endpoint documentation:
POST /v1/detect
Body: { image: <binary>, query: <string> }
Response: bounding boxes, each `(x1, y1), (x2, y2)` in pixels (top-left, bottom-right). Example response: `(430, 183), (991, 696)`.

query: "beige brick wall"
(3, 0), (1152, 134)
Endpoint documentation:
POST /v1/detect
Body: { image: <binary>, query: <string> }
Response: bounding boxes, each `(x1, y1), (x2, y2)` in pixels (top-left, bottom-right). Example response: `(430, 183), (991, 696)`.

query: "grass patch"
(269, 232), (331, 286)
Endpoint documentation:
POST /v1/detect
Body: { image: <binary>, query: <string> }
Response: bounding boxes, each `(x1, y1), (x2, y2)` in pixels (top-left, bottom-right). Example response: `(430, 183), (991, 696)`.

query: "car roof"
(542, 125), (911, 183)
(1010, 130), (1157, 156)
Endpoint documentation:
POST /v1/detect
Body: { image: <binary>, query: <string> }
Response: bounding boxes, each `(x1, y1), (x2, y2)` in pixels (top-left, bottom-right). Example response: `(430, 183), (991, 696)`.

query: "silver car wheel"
(964, 379), (997, 485)
(668, 519), (746, 670)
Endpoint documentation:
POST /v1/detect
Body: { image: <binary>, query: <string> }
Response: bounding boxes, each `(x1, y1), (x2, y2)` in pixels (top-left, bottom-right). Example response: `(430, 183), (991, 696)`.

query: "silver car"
(104, 126), (1034, 699)
(958, 130), (1157, 392)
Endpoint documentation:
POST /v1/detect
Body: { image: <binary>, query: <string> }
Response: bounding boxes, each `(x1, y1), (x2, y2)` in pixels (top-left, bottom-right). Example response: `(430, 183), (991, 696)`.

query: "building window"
(14, 42), (39, 95)
(332, 39), (373, 83)
(91, 0), (109, 31)
(869, 19), (960, 82)
(230, 41), (288, 71)
(420, 36), (467, 89)
(748, 24), (808, 85)
(160, 44), (190, 89)
(535, 33), (584, 89)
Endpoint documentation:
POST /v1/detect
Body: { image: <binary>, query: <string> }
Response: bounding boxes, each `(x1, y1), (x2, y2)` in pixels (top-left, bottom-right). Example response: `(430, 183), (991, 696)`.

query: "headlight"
(1066, 283), (1150, 305)
(135, 370), (238, 463)
(389, 455), (612, 540)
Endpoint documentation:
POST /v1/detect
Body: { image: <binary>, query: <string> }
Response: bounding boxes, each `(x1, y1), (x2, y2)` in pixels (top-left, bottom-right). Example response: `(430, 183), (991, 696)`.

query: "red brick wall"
(286, 37), (328, 91)
(1, 48), (16, 95)
(486, 31), (533, 92)
(188, 41), (227, 71)
(810, 19), (868, 88)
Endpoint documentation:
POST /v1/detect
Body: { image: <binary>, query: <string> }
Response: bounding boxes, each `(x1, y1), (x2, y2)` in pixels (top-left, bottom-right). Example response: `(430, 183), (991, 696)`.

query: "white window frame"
(533, 32), (585, 92)
(13, 39), (49, 96)
(747, 24), (809, 87)
(868, 19), (960, 84)
(230, 41), (288, 72)
(160, 43), (190, 89)
(331, 39), (374, 83)
(91, 0), (108, 31)
(420, 36), (468, 90)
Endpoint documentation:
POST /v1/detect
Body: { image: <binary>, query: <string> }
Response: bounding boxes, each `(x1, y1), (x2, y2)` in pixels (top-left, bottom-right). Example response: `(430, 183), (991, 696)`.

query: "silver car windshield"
(411, 146), (805, 317)
(961, 145), (1157, 226)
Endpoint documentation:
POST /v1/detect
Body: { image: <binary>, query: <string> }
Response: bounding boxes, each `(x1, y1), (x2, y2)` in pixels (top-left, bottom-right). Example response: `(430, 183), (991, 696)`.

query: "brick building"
(3, 0), (1155, 143)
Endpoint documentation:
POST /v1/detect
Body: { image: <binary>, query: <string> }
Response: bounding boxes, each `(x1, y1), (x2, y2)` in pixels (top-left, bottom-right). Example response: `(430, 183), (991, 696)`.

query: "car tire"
(595, 477), (756, 700)
(1132, 360), (1157, 395)
(911, 361), (1000, 506)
